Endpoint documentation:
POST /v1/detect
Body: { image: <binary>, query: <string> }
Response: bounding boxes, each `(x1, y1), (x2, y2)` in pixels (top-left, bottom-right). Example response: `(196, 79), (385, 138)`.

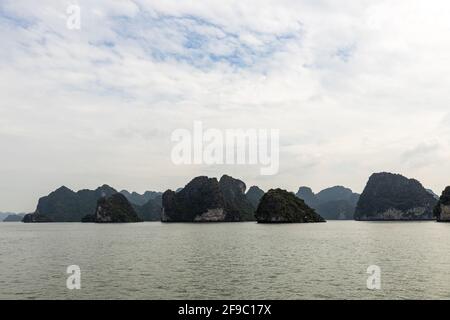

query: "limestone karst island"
(13, 172), (449, 224)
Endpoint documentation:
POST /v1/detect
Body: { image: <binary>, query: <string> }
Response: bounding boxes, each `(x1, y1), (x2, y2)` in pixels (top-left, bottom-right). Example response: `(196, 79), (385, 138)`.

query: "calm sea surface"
(0, 221), (449, 299)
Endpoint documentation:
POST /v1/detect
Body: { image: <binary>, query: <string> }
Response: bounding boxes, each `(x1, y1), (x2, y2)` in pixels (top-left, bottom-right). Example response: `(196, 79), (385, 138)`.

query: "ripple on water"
(0, 221), (449, 299)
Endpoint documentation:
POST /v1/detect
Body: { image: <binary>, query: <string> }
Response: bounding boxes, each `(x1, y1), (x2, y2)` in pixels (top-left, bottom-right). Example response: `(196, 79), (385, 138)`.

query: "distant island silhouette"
(17, 172), (449, 223)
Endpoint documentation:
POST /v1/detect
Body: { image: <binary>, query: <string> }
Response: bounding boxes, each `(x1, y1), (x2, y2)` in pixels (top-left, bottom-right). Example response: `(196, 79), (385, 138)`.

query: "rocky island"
(245, 186), (265, 209)
(161, 175), (256, 222)
(82, 193), (142, 223)
(354, 172), (437, 220)
(255, 188), (325, 223)
(25, 185), (161, 222)
(434, 187), (450, 222)
(15, 172), (447, 224)
(296, 186), (359, 220)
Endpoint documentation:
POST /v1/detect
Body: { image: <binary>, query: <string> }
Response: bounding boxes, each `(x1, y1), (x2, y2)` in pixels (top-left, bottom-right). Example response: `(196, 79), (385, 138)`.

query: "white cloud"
(1, 0), (450, 211)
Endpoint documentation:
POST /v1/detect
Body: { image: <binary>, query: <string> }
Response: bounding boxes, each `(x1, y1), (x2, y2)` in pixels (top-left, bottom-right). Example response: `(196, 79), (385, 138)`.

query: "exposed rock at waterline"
(86, 193), (142, 223)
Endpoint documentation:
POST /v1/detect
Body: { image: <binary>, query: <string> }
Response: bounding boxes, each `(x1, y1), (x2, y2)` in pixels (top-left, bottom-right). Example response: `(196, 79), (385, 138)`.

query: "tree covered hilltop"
(256, 189), (325, 223)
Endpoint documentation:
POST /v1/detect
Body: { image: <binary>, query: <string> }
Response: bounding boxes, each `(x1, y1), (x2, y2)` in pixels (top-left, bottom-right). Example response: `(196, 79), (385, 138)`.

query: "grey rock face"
(162, 176), (225, 222)
(355, 172), (437, 220)
(256, 189), (325, 223)
(435, 187), (450, 222)
(35, 185), (117, 222)
(296, 186), (359, 220)
(22, 213), (52, 223)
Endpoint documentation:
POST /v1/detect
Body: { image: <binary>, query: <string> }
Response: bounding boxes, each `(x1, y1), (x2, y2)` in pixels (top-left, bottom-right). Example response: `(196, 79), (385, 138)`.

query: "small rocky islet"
(255, 189), (325, 223)
(161, 175), (256, 222)
(2, 213), (25, 222)
(22, 185), (162, 223)
(82, 193), (142, 223)
(18, 172), (449, 224)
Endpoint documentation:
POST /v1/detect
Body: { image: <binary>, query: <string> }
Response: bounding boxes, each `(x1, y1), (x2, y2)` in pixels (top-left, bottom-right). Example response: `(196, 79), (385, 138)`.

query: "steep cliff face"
(35, 185), (117, 222)
(162, 176), (225, 222)
(89, 193), (142, 223)
(296, 186), (359, 220)
(161, 175), (255, 222)
(296, 187), (319, 208)
(246, 186), (265, 209)
(435, 187), (450, 222)
(219, 175), (255, 221)
(355, 172), (437, 220)
(256, 189), (325, 223)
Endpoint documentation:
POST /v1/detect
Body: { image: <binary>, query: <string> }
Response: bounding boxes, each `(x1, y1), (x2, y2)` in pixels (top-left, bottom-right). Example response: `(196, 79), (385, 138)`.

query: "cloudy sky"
(1, 0), (450, 212)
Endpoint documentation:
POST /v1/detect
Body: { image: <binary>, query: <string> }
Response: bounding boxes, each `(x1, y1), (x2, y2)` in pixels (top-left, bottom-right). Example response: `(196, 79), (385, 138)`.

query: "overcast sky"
(1, 0), (450, 212)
